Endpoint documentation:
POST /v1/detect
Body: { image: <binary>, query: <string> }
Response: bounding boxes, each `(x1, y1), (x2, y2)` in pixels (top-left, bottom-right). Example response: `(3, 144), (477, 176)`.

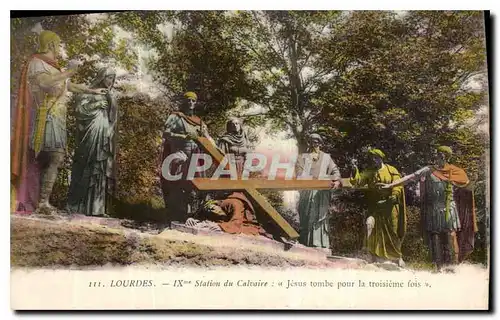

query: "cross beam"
(192, 178), (354, 191)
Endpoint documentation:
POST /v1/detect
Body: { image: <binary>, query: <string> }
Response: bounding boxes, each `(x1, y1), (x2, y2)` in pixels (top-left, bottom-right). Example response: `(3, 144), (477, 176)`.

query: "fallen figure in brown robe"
(185, 192), (269, 237)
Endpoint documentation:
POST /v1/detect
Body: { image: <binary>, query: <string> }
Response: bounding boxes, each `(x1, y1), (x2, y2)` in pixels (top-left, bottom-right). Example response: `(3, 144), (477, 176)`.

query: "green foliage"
(145, 11), (260, 136)
(10, 14), (138, 87)
(225, 11), (346, 151)
(401, 206), (431, 263)
(316, 11), (487, 174)
(329, 190), (367, 255)
(277, 207), (300, 233)
(113, 94), (171, 205)
(110, 11), (169, 49)
(258, 190), (284, 209)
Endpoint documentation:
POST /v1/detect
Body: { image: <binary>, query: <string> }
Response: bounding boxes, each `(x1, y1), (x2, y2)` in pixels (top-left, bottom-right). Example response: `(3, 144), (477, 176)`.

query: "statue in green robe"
(67, 67), (117, 216)
(160, 92), (216, 224)
(350, 148), (407, 267)
(296, 134), (342, 250)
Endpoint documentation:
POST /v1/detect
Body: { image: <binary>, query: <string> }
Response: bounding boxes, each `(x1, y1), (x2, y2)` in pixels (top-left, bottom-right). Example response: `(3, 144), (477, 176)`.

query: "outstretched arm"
(67, 81), (107, 94)
(36, 61), (84, 90)
(389, 171), (404, 202)
(36, 69), (75, 88)
(382, 166), (431, 189)
(163, 131), (189, 139)
(36, 60), (106, 95)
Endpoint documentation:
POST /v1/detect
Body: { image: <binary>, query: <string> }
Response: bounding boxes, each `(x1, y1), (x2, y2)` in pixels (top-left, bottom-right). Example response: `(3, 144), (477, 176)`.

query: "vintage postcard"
(10, 10), (490, 310)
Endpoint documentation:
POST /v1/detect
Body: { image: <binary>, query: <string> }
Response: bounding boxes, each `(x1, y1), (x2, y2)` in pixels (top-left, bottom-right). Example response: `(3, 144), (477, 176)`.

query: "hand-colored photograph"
(10, 10), (490, 310)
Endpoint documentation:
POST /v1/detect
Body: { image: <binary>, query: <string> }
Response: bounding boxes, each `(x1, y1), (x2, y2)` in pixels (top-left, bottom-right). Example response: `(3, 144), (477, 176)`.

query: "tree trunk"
(285, 17), (309, 155)
(297, 134), (308, 154)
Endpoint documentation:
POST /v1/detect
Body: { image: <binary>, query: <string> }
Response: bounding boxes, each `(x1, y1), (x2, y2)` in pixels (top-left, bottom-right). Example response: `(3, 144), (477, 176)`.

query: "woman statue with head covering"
(350, 148), (407, 267)
(217, 117), (250, 177)
(66, 67), (117, 217)
(378, 146), (476, 272)
(296, 133), (342, 251)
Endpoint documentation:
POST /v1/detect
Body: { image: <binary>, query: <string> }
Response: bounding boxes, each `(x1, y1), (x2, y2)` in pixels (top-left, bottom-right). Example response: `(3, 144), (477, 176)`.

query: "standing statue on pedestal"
(11, 28), (107, 215)
(67, 67), (118, 217)
(296, 134), (342, 250)
(350, 148), (407, 267)
(160, 92), (215, 224)
(379, 146), (476, 272)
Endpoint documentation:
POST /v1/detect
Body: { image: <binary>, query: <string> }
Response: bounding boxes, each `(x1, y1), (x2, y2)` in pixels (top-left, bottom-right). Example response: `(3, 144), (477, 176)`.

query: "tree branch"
(251, 11), (290, 75)
(231, 32), (289, 89)
(239, 111), (270, 117)
(298, 22), (329, 73)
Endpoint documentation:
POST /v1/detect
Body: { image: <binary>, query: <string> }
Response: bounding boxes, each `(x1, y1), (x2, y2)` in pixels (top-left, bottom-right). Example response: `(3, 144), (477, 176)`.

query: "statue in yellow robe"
(350, 148), (407, 267)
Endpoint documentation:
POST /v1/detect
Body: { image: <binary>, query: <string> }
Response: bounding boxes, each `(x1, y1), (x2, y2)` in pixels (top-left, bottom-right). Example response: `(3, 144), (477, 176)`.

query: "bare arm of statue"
(201, 123), (216, 146)
(67, 81), (107, 94)
(36, 69), (76, 88)
(36, 61), (106, 95)
(163, 129), (189, 140)
(379, 166), (431, 189)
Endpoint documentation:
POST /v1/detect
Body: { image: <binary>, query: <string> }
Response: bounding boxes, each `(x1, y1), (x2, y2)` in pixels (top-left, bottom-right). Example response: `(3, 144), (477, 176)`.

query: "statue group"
(11, 30), (113, 217)
(158, 89), (477, 272)
(11, 30), (478, 273)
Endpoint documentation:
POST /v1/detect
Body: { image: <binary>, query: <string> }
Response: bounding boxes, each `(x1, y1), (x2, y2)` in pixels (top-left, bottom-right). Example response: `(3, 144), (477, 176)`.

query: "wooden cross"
(191, 137), (353, 240)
